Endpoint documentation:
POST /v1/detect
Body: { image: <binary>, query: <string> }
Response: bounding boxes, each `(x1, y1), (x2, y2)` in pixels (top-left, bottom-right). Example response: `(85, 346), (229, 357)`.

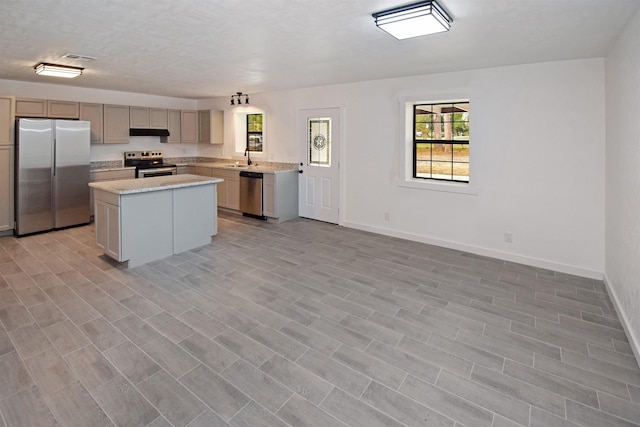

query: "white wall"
(2, 60), (607, 278)
(0, 79), (199, 160)
(199, 59), (606, 278)
(605, 8), (640, 359)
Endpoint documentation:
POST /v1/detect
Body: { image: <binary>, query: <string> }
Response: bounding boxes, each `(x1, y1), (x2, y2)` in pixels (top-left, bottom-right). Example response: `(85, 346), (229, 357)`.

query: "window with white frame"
(413, 101), (469, 182)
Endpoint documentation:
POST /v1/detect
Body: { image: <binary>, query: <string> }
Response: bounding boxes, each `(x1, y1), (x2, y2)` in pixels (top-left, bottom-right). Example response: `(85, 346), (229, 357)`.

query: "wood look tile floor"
(1, 211), (639, 427)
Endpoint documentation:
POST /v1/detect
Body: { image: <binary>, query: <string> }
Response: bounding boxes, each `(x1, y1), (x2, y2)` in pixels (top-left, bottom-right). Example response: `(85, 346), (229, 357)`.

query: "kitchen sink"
(223, 163), (248, 169)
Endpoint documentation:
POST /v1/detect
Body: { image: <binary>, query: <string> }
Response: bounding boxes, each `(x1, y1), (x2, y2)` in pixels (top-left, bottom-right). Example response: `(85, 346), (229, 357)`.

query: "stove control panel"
(124, 151), (163, 160)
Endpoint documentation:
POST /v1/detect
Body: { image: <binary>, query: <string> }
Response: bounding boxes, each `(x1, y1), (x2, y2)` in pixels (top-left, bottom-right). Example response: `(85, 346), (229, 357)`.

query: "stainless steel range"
(124, 151), (177, 178)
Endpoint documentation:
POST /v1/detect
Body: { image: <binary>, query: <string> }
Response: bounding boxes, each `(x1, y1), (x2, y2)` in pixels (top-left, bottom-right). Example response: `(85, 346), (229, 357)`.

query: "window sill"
(397, 178), (478, 195)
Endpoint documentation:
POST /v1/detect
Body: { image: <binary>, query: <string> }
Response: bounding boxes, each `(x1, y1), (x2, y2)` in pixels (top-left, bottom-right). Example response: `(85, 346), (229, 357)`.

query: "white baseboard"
(602, 273), (640, 366)
(341, 221), (603, 280)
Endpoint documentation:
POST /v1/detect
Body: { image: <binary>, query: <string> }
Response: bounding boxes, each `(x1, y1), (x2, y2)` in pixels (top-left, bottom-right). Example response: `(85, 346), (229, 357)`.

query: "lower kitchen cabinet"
(0, 145), (14, 233)
(176, 165), (194, 175)
(263, 173), (276, 218)
(187, 165), (297, 220)
(209, 168), (239, 210)
(95, 199), (121, 260)
(262, 170), (298, 222)
(92, 182), (218, 267)
(90, 169), (136, 216)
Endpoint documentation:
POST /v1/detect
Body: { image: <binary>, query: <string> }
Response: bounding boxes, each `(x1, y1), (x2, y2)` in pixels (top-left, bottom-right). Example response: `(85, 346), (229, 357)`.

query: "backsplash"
(90, 160), (124, 170)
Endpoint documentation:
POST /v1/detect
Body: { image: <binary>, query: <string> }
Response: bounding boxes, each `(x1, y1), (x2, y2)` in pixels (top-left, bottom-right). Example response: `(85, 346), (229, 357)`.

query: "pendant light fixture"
(230, 92), (249, 106)
(34, 62), (84, 78)
(373, 0), (452, 40)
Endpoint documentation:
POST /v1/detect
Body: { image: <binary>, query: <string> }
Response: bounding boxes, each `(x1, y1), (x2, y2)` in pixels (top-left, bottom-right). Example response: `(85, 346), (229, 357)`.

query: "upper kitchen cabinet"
(47, 100), (79, 118)
(103, 104), (130, 144)
(129, 107), (167, 129)
(149, 108), (168, 129)
(0, 96), (15, 145)
(130, 106), (150, 128)
(198, 109), (223, 144)
(79, 103), (104, 144)
(167, 110), (181, 143)
(15, 98), (47, 117)
(16, 99), (79, 119)
(181, 110), (198, 143)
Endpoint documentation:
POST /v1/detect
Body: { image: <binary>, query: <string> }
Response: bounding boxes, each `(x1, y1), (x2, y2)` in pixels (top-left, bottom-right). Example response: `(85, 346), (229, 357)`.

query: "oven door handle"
(141, 167), (176, 174)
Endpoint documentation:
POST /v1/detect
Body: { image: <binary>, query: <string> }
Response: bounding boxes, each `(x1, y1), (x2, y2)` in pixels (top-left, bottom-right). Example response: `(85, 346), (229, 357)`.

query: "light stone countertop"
(89, 174), (223, 195)
(190, 162), (297, 173)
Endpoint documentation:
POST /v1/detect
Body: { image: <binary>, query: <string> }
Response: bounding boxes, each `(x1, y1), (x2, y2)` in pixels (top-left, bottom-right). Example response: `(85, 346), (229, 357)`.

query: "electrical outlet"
(384, 212), (391, 221)
(504, 232), (513, 243)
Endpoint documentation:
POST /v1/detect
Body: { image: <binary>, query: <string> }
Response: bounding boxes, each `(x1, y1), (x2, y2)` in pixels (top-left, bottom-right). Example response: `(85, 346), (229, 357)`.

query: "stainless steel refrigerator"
(15, 118), (91, 236)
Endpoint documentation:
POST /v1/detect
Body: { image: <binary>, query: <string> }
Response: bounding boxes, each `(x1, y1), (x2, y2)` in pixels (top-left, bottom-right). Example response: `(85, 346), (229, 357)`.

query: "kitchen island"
(89, 174), (223, 267)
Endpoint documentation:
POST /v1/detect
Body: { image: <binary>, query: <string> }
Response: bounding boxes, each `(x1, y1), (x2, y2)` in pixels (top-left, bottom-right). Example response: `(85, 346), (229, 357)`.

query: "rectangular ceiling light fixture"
(373, 0), (452, 40)
(34, 62), (84, 78)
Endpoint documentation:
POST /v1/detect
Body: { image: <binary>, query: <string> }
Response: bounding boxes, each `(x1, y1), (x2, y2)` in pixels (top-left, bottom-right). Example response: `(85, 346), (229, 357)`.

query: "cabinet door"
(167, 110), (181, 143)
(95, 199), (121, 261)
(129, 106), (150, 128)
(149, 108), (168, 129)
(47, 100), (79, 118)
(198, 110), (210, 144)
(227, 173), (240, 210)
(79, 103), (104, 144)
(0, 96), (14, 145)
(15, 98), (47, 117)
(263, 173), (276, 218)
(103, 105), (130, 144)
(0, 146), (13, 231)
(217, 179), (229, 208)
(90, 169), (135, 216)
(181, 110), (198, 143)
(210, 109), (223, 144)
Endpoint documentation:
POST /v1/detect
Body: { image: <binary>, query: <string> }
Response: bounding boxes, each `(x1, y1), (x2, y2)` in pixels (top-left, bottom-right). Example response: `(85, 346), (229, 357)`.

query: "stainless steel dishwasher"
(239, 171), (266, 220)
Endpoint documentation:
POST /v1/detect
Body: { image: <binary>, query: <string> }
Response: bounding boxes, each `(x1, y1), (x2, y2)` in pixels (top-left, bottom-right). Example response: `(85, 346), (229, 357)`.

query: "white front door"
(298, 108), (340, 224)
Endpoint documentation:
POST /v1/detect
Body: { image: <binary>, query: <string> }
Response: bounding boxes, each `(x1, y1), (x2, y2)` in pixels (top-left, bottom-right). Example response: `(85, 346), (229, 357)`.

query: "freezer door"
(53, 120), (91, 228)
(15, 119), (54, 235)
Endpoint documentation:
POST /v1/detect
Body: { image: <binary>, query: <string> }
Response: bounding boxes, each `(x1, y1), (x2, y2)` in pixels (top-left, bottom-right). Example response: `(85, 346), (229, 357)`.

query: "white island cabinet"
(90, 174), (222, 267)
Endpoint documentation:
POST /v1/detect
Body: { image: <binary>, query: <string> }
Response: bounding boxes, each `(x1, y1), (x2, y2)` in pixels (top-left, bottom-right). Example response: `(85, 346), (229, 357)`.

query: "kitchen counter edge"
(90, 166), (136, 173)
(189, 162), (297, 174)
(89, 174), (223, 195)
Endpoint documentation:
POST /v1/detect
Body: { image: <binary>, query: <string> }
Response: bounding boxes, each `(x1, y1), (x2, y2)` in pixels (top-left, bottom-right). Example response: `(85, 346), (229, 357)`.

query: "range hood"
(129, 128), (170, 137)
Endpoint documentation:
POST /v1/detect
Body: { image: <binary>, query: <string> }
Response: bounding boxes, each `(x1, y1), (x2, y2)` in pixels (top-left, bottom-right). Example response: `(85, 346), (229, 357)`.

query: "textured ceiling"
(0, 0), (638, 99)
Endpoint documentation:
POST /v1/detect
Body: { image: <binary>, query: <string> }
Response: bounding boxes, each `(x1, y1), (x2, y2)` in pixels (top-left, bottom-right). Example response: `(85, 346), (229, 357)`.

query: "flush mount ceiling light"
(230, 92), (249, 106)
(373, 0), (452, 40)
(34, 62), (83, 78)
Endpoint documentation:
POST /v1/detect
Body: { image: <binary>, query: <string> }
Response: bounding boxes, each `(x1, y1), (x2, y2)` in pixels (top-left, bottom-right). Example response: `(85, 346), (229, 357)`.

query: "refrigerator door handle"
(53, 138), (56, 175)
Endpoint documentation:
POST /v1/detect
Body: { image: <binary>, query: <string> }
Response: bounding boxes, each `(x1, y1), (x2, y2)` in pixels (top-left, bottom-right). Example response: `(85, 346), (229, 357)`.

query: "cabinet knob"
(298, 170), (303, 174)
